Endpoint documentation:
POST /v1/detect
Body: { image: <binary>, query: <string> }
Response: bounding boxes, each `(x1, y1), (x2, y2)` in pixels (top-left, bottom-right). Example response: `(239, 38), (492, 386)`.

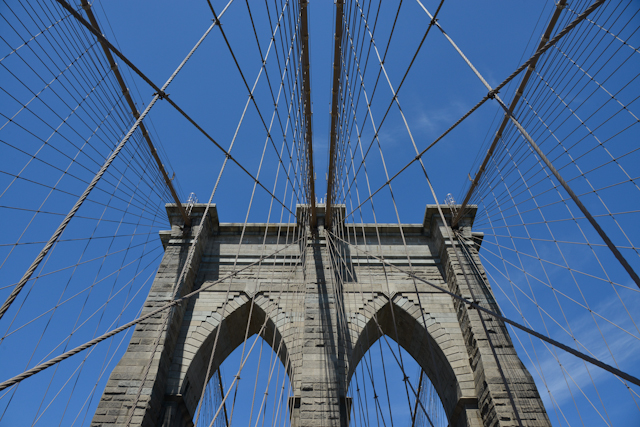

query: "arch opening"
(193, 333), (293, 427)
(348, 300), (472, 426)
(178, 297), (294, 426)
(348, 336), (448, 427)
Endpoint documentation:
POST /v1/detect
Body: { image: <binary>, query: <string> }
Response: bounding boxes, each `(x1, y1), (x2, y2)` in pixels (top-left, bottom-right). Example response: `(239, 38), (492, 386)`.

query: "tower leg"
(91, 205), (214, 427)
(432, 209), (551, 427)
(293, 226), (350, 426)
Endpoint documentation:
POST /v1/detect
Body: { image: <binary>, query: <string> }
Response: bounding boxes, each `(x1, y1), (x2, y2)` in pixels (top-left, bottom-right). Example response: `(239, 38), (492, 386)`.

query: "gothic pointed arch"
(167, 292), (294, 419)
(347, 295), (478, 427)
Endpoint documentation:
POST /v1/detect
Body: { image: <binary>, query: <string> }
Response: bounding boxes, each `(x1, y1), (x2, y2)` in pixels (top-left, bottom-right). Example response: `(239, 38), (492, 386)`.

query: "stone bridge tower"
(91, 203), (551, 427)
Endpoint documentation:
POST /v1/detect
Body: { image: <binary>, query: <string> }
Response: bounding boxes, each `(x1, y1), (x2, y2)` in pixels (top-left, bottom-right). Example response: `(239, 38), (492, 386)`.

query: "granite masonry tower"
(91, 203), (551, 427)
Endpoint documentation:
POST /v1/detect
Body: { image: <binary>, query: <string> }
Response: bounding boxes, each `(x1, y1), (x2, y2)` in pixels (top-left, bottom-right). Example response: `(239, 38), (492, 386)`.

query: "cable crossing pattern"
(0, 1), (638, 426)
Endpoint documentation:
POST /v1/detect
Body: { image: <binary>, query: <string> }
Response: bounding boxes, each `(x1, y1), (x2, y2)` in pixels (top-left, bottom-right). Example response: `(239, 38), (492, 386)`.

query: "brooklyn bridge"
(0, 0), (638, 426)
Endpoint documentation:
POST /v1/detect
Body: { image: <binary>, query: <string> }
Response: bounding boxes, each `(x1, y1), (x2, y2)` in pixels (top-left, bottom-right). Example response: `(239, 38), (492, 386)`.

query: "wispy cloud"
(513, 290), (640, 422)
(412, 100), (469, 137)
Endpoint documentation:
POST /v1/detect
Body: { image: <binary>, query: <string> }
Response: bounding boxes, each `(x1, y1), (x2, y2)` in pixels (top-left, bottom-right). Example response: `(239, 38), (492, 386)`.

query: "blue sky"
(1, 0), (639, 425)
(91, 0), (552, 223)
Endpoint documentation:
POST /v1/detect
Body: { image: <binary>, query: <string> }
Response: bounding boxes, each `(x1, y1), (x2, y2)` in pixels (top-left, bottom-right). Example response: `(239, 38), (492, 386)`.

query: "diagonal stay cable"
(0, 236), (302, 393)
(340, 0), (445, 199)
(0, 5), (224, 322)
(78, 0), (189, 224)
(452, 0), (570, 225)
(334, 7), (451, 419)
(54, 0), (294, 217)
(491, 57), (640, 292)
(345, 0), (605, 220)
(205, 0), (303, 203)
(326, 230), (640, 388)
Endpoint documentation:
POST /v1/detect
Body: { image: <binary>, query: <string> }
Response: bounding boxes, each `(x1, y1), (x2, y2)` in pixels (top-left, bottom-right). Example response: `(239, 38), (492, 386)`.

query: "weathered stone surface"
(92, 204), (550, 427)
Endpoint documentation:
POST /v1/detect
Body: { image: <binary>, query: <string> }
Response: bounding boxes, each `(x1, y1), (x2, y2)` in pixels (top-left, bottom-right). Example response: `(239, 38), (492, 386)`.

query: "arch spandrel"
(345, 292), (479, 427)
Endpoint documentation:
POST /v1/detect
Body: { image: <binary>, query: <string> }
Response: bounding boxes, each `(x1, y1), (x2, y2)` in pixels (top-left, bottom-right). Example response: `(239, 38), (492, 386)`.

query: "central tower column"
(291, 207), (350, 426)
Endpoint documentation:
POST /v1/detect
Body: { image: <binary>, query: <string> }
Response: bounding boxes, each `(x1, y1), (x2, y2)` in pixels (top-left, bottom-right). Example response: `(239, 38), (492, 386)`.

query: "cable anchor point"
(153, 91), (169, 100)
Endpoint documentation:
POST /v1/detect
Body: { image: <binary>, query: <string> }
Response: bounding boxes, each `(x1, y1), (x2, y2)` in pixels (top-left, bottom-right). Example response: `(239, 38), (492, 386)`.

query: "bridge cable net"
(0, 0), (308, 424)
(0, 0), (638, 426)
(455, 1), (640, 424)
(327, 0), (639, 426)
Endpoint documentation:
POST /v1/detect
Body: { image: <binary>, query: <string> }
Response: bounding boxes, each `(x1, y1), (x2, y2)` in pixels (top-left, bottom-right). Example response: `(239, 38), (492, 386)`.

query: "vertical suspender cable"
(0, 4), (222, 321)
(300, 0), (318, 227)
(325, 0), (344, 230)
(452, 0), (568, 227)
(79, 0), (190, 226)
(421, 0), (640, 290)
